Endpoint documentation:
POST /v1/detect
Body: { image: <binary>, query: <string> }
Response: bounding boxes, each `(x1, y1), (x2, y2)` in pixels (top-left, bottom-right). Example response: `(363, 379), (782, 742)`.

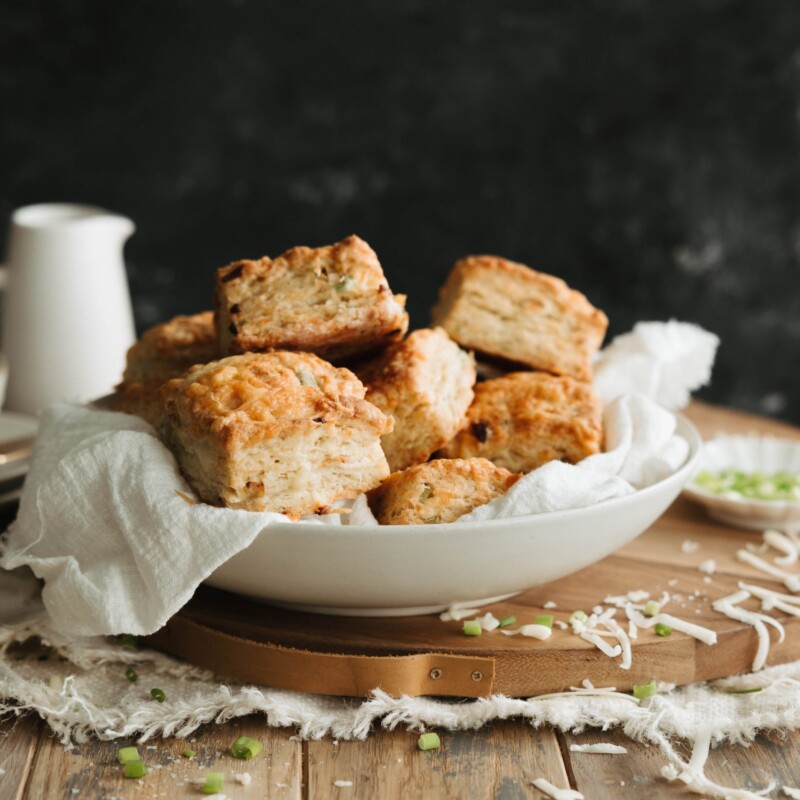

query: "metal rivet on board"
(471, 670), (483, 682)
(429, 668), (442, 680)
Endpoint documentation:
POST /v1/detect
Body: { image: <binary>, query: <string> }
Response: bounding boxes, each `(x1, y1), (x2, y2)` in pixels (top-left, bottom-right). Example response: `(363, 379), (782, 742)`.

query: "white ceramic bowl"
(206, 414), (703, 616)
(683, 434), (800, 531)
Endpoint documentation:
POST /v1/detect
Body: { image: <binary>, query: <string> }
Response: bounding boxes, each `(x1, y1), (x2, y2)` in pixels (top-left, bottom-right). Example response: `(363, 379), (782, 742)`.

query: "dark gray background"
(2, 1), (799, 421)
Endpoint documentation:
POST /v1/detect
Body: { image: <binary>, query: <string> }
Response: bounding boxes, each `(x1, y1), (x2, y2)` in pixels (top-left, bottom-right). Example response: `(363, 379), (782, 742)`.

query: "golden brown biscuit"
(159, 352), (392, 517)
(431, 256), (607, 382)
(113, 382), (163, 429)
(368, 458), (520, 525)
(439, 371), (602, 473)
(357, 327), (476, 471)
(121, 311), (219, 386)
(215, 235), (409, 362)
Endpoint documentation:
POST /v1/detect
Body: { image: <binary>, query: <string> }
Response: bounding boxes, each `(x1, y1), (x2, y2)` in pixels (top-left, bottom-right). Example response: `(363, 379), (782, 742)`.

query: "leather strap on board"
(148, 615), (497, 698)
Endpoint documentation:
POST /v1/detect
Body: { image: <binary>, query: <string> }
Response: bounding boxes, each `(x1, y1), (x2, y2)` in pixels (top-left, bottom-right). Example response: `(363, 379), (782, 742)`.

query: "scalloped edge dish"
(683, 434), (800, 531)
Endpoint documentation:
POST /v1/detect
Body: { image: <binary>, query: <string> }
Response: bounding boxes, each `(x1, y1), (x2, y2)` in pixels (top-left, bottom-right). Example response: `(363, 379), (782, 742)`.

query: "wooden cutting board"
(148, 402), (800, 698)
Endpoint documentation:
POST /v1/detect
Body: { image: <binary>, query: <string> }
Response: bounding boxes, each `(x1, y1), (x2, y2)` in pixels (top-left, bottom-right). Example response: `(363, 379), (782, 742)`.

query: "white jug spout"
(96, 213), (136, 245)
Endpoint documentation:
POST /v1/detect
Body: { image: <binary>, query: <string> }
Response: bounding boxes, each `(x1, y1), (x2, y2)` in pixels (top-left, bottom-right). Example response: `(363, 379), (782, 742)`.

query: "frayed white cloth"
(0, 406), (345, 637)
(1, 569), (799, 762)
(593, 320), (719, 410)
(0, 320), (716, 637)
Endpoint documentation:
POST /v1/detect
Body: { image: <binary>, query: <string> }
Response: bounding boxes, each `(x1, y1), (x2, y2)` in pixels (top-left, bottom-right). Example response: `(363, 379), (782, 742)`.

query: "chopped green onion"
(534, 615), (554, 628)
(231, 735), (263, 760)
(295, 369), (319, 388)
(181, 748), (197, 758)
(568, 610), (588, 624)
(117, 746), (140, 764)
(424, 515), (441, 524)
(417, 732), (441, 751)
(150, 688), (166, 703)
(719, 687), (764, 694)
(654, 623), (672, 637)
(498, 615), (517, 628)
(462, 620), (482, 636)
(694, 468), (800, 501)
(334, 276), (356, 293)
(125, 666), (138, 683)
(123, 759), (148, 779)
(643, 600), (661, 617)
(633, 679), (658, 700)
(419, 484), (434, 502)
(201, 771), (225, 794)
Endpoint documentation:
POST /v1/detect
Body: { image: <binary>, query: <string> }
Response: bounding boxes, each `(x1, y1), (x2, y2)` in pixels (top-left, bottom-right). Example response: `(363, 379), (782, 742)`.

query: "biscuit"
(215, 235), (409, 362)
(431, 256), (607, 382)
(357, 328), (476, 471)
(368, 458), (520, 525)
(438, 371), (602, 473)
(159, 352), (392, 517)
(113, 381), (163, 429)
(121, 311), (219, 386)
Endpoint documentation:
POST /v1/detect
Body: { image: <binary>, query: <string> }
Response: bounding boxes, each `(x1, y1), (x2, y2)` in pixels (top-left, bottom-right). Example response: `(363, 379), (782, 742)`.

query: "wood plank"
(564, 727), (800, 799)
(22, 715), (301, 799)
(0, 715), (41, 800)
(562, 729), (684, 799)
(307, 723), (570, 799)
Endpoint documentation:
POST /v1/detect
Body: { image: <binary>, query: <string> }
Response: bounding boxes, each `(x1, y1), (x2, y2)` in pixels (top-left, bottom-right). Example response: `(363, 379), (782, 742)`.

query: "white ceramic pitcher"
(2, 203), (136, 415)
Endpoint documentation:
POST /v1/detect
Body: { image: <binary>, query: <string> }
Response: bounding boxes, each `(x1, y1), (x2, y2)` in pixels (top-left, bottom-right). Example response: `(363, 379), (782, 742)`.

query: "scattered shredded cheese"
(333, 779), (353, 787)
(580, 632), (621, 658)
(740, 581), (800, 616)
(660, 727), (776, 800)
(698, 559), (717, 575)
(536, 687), (637, 704)
(712, 591), (785, 672)
(234, 773), (252, 786)
(783, 787), (800, 799)
(569, 743), (627, 754)
(476, 612), (500, 632)
(501, 624), (552, 640)
(531, 778), (584, 799)
(543, 600), (557, 609)
(682, 539), (700, 553)
(736, 549), (800, 592)
(764, 529), (799, 566)
(625, 605), (717, 645)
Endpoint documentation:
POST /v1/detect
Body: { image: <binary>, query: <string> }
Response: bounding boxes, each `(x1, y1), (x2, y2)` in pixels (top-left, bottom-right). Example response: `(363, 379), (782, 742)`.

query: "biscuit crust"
(160, 351), (392, 516)
(439, 371), (603, 473)
(431, 256), (607, 382)
(121, 311), (218, 386)
(215, 235), (408, 362)
(112, 382), (163, 429)
(357, 328), (476, 471)
(368, 458), (520, 525)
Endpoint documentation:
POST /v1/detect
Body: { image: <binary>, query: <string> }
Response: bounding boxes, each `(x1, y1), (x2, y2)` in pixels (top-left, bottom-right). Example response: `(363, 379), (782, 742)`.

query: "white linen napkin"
(0, 320), (718, 637)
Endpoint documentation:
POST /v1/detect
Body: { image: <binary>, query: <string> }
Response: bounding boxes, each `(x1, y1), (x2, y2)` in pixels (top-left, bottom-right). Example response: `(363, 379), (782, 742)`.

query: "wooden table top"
(3, 400), (800, 800)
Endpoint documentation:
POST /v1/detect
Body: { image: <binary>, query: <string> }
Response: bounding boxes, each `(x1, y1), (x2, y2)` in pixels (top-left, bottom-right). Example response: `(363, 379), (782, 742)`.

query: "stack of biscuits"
(115, 236), (608, 523)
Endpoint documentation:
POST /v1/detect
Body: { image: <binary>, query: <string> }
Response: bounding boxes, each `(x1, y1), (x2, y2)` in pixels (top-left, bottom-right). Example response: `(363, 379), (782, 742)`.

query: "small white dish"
(683, 434), (800, 531)
(206, 414), (703, 616)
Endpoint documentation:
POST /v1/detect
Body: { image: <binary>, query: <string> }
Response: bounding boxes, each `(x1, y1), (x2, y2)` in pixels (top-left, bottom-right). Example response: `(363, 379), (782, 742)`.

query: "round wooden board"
(147, 402), (800, 698)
